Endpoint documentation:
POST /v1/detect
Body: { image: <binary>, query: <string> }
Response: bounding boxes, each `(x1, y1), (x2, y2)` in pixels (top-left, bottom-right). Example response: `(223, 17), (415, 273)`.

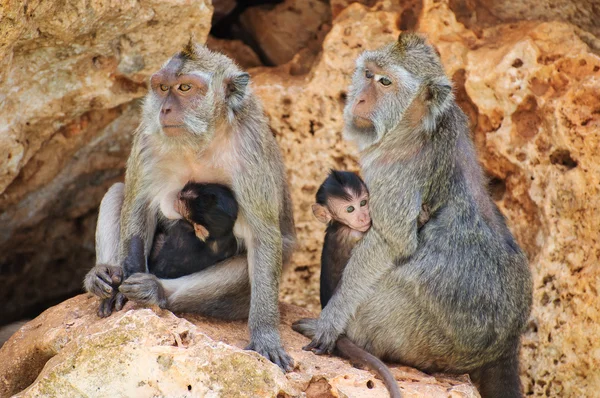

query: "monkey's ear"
(226, 72), (250, 110)
(424, 77), (453, 108)
(312, 203), (331, 224)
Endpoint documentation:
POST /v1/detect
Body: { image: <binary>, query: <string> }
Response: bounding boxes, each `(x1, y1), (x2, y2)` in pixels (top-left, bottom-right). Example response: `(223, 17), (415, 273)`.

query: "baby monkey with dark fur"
(309, 170), (430, 397)
(313, 170), (430, 308)
(149, 182), (240, 279)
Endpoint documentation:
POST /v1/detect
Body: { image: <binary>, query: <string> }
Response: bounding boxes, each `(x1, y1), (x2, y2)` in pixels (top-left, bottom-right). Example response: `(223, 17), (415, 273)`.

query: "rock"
(0, 295), (480, 397)
(240, 0), (332, 65)
(0, 0), (213, 323)
(212, 0), (237, 24)
(206, 36), (263, 69)
(447, 0), (600, 38)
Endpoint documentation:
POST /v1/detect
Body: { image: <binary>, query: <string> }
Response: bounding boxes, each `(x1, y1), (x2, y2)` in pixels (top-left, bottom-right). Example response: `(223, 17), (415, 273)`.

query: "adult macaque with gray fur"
(84, 42), (296, 370)
(293, 33), (532, 397)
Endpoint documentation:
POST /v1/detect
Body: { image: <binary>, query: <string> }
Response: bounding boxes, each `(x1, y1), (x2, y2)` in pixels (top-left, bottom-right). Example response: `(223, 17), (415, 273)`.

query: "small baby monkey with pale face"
(313, 170), (431, 308)
(312, 170), (371, 308)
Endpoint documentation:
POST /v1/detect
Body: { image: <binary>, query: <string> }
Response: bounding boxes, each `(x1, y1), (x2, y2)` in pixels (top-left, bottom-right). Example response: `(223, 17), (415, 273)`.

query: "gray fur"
(84, 43), (296, 371)
(296, 33), (532, 397)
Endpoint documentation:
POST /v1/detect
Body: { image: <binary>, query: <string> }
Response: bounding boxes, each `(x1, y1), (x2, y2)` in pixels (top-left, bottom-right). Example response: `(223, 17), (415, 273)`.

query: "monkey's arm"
(235, 170), (293, 371)
(117, 137), (157, 276)
(304, 229), (393, 354)
(367, 169), (424, 259)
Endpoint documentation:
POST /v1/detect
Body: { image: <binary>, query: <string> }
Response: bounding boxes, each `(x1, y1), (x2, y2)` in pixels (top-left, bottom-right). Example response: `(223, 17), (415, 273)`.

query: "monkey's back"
(149, 221), (239, 279)
(348, 132), (532, 374)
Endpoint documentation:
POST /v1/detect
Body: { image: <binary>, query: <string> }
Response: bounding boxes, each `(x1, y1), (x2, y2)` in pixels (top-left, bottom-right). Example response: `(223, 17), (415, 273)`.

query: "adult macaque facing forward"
(84, 42), (296, 370)
(293, 33), (532, 397)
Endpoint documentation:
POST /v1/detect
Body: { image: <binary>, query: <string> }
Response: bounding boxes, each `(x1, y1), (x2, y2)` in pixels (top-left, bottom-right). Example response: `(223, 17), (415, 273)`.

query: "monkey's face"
(330, 191), (371, 232)
(313, 189), (371, 232)
(343, 34), (451, 149)
(142, 43), (250, 143)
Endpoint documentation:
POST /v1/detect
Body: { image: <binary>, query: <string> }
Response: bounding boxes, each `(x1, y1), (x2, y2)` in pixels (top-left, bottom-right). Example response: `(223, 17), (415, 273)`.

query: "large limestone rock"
(447, 0), (600, 38)
(0, 295), (480, 397)
(0, 0), (212, 323)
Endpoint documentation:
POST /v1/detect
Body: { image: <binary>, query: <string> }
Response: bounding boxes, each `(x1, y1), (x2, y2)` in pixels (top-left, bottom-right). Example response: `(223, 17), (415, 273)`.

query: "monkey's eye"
(159, 84), (169, 92)
(379, 77), (392, 86)
(346, 206), (355, 213)
(360, 199), (367, 206)
(365, 70), (374, 79)
(179, 84), (191, 92)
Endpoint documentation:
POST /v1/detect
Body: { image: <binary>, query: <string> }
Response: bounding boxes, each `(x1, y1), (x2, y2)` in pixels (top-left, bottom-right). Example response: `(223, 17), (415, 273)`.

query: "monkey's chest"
(150, 153), (234, 220)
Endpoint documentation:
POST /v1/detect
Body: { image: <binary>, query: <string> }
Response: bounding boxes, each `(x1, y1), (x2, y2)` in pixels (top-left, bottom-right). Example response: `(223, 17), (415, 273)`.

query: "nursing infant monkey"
(84, 42), (296, 370)
(149, 182), (239, 279)
(294, 33), (532, 398)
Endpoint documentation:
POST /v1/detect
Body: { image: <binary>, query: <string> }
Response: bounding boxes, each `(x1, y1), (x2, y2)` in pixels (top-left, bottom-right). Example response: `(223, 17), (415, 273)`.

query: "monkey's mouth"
(352, 116), (373, 129)
(162, 125), (187, 136)
(355, 223), (371, 232)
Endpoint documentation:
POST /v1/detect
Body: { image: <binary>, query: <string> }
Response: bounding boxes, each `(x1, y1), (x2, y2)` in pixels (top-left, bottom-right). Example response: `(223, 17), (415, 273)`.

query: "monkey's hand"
(300, 316), (341, 355)
(84, 264), (123, 299)
(193, 223), (210, 242)
(119, 273), (168, 309)
(246, 330), (294, 372)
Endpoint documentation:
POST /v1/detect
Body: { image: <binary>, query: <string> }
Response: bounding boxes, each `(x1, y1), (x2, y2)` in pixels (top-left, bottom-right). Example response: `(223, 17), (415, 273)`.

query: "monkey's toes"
(114, 292), (127, 311)
(303, 337), (335, 355)
(98, 297), (114, 318)
(291, 318), (317, 339)
(119, 273), (167, 308)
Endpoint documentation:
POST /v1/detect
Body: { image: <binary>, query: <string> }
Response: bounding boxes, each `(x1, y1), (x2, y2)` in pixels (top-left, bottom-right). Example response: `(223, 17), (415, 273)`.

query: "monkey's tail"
(336, 336), (402, 398)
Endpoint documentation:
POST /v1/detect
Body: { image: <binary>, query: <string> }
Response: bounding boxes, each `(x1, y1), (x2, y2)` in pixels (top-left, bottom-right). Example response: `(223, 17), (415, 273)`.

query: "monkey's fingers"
(269, 349), (294, 372)
(110, 268), (123, 285)
(193, 224), (210, 241)
(84, 267), (114, 299)
(247, 342), (294, 372)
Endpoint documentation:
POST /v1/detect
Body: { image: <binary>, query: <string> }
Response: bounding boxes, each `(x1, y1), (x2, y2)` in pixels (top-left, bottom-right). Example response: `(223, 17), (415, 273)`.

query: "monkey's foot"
(291, 318), (317, 339)
(119, 273), (168, 309)
(84, 264), (123, 299)
(302, 320), (339, 355)
(98, 292), (127, 318)
(246, 332), (294, 372)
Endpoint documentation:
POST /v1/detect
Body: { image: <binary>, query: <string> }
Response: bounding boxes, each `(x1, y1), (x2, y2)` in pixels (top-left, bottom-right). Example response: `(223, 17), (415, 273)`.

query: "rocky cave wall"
(0, 0), (598, 397)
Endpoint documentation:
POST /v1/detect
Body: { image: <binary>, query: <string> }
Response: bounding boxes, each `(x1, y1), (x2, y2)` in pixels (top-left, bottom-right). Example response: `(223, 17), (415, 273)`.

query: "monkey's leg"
(84, 183), (128, 317)
(120, 255), (251, 320)
(475, 351), (522, 398)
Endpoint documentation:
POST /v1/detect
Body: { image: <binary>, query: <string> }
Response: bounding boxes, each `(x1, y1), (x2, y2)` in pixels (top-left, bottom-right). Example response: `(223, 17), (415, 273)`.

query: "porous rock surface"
(0, 295), (480, 397)
(0, 0), (599, 397)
